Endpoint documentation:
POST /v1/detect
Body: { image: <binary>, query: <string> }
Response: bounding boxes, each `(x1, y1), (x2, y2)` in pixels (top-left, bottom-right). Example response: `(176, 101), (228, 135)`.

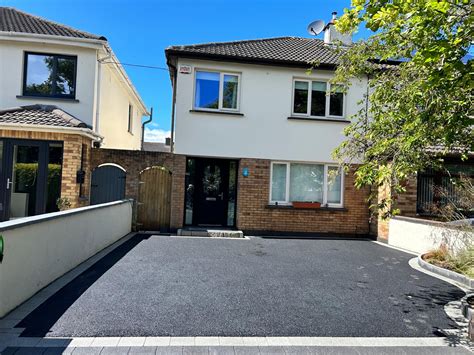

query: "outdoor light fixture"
(242, 167), (249, 177)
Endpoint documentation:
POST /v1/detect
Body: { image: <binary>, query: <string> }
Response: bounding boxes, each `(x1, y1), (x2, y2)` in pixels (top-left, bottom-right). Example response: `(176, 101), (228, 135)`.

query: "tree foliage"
(331, 0), (473, 216)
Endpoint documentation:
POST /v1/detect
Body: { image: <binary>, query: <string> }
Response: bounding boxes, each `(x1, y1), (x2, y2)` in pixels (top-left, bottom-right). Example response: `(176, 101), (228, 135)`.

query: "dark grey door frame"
(0, 138), (62, 222)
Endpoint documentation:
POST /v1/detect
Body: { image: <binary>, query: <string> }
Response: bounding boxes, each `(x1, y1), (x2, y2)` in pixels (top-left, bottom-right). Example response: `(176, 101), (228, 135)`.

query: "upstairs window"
(128, 104), (133, 133)
(23, 52), (77, 99)
(194, 70), (240, 111)
(292, 79), (345, 118)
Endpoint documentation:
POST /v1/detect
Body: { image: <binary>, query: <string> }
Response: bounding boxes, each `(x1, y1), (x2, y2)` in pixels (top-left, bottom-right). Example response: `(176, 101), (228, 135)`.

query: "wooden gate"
(90, 164), (126, 205)
(137, 166), (172, 231)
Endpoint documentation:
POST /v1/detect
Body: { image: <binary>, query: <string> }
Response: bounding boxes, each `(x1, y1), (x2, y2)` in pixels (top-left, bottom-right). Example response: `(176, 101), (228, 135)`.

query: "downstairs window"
(270, 162), (343, 207)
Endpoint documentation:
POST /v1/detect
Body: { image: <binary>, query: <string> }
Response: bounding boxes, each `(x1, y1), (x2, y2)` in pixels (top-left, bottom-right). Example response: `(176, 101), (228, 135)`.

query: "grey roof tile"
(0, 7), (105, 40)
(142, 142), (171, 152)
(166, 36), (343, 67)
(0, 104), (91, 128)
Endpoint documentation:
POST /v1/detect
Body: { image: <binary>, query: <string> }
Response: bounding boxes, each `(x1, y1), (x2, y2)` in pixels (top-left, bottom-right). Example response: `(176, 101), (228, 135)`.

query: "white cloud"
(144, 127), (171, 143)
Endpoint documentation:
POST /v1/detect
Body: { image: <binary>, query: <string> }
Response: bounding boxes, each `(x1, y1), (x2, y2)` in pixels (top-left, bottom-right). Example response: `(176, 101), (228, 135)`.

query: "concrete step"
(177, 229), (244, 238)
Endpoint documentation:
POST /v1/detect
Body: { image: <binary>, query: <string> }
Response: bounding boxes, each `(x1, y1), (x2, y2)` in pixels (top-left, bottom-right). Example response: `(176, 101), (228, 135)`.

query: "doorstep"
(177, 228), (244, 238)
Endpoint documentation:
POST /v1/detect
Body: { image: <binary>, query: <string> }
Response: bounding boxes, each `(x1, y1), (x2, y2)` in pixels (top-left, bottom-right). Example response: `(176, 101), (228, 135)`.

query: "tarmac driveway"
(16, 234), (464, 337)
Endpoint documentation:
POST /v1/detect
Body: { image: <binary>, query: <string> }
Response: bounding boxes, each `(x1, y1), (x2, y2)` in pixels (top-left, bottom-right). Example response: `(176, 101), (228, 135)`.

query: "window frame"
(269, 161), (344, 208)
(22, 51), (78, 99)
(127, 104), (133, 134)
(193, 69), (241, 112)
(291, 78), (345, 119)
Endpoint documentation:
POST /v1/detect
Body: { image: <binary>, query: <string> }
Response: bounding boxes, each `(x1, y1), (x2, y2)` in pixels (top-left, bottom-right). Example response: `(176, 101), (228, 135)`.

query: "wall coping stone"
(392, 215), (465, 231)
(0, 199), (133, 232)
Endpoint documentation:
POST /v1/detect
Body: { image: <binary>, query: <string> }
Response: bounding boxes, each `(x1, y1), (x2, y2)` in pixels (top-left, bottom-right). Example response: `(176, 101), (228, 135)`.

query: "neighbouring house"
(376, 148), (474, 239)
(0, 7), (148, 221)
(142, 141), (171, 153)
(164, 17), (375, 235)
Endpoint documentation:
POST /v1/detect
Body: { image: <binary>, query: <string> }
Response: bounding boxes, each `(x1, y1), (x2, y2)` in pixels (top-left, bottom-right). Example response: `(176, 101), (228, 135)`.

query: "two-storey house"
(0, 7), (147, 221)
(165, 26), (372, 235)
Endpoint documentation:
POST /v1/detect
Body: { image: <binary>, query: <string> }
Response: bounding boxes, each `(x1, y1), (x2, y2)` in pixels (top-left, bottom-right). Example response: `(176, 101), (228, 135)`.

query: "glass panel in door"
(46, 143), (63, 213)
(9, 144), (40, 218)
(0, 140), (4, 218)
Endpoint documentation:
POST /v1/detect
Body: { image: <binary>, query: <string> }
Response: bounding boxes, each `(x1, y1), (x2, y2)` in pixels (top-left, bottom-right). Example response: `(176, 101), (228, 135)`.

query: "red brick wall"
(376, 176), (418, 240)
(236, 158), (371, 236)
(396, 176), (418, 217)
(90, 148), (185, 230)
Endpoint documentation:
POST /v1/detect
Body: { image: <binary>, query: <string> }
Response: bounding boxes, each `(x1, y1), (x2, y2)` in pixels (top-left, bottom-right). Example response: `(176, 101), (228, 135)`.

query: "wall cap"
(0, 199), (133, 233)
(391, 215), (465, 231)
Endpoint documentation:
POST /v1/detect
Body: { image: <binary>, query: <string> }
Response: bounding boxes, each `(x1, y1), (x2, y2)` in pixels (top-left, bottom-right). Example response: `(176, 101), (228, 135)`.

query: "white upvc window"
(194, 70), (241, 112)
(292, 79), (345, 118)
(270, 162), (344, 208)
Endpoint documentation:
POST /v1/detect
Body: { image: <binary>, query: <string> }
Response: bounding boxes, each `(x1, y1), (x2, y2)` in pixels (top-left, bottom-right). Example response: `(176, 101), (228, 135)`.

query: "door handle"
(6, 178), (13, 190)
(219, 192), (224, 200)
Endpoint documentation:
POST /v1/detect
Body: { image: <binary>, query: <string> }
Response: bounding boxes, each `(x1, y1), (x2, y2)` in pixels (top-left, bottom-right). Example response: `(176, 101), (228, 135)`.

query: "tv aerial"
(307, 19), (325, 36)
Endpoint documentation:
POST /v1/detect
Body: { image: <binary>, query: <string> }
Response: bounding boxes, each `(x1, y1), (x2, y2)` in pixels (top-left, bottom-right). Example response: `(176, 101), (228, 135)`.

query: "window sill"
(266, 204), (347, 212)
(190, 109), (244, 116)
(288, 116), (350, 123)
(17, 95), (79, 103)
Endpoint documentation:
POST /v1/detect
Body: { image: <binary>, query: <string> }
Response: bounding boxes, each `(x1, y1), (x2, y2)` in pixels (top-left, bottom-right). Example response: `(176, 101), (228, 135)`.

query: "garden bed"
(418, 254), (474, 289)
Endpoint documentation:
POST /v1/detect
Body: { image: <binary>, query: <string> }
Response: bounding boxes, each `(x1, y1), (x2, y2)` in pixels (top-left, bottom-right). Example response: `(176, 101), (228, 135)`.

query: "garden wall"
(0, 200), (132, 317)
(388, 215), (472, 254)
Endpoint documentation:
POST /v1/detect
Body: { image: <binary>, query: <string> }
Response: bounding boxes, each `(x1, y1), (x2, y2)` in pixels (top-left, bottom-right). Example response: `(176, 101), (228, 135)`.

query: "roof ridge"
(0, 7), (105, 40)
(166, 36), (320, 50)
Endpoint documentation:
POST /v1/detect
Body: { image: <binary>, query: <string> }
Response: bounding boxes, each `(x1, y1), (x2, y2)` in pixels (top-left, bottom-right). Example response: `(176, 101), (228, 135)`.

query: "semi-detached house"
(0, 7), (148, 221)
(165, 28), (373, 235)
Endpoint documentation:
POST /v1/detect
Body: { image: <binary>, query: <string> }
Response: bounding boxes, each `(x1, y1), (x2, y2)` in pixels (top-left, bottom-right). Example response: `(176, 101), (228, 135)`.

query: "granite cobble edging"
(418, 255), (474, 289)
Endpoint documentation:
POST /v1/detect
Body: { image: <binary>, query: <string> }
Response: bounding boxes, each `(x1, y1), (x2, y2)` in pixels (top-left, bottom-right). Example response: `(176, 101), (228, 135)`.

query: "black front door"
(194, 159), (230, 226)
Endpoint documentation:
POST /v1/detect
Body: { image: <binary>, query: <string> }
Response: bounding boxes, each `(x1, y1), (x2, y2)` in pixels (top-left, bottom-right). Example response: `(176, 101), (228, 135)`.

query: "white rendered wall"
(0, 37), (146, 150)
(0, 200), (132, 317)
(0, 39), (97, 127)
(388, 216), (473, 255)
(174, 58), (367, 163)
(97, 63), (145, 150)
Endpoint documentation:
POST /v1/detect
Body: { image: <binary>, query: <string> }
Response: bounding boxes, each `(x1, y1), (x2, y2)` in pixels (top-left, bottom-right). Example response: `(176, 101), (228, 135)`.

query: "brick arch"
(90, 148), (186, 230)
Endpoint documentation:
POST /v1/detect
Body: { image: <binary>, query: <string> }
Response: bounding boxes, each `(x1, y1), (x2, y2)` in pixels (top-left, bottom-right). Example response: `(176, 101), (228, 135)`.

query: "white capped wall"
(98, 64), (144, 150)
(174, 58), (367, 163)
(0, 200), (132, 317)
(0, 39), (97, 127)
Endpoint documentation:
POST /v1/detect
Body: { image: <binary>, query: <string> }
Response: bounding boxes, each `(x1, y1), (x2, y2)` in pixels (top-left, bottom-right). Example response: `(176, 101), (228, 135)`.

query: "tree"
(330, 0), (473, 217)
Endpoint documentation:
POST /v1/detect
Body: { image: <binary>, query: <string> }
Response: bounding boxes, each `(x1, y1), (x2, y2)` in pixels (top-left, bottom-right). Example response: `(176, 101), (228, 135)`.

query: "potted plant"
(292, 201), (321, 209)
(56, 197), (71, 211)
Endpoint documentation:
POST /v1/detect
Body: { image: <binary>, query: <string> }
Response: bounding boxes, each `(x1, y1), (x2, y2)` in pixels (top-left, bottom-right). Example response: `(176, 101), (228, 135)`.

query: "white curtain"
(271, 164), (287, 201)
(289, 164), (324, 202)
(327, 166), (342, 204)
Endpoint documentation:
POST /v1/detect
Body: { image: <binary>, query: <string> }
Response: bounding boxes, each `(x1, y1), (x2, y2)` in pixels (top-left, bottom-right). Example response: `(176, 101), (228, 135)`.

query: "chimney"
(323, 11), (352, 46)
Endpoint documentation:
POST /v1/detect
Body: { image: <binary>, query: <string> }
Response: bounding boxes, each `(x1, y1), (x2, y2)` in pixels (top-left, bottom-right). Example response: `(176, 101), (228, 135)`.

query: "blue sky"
(3, 0), (371, 142)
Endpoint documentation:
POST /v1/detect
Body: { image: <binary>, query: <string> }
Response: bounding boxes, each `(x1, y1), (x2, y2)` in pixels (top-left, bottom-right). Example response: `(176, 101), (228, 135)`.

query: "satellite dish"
(307, 19), (325, 36)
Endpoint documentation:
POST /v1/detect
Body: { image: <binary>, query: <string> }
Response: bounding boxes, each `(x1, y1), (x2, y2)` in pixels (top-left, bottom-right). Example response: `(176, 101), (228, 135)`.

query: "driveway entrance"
(16, 235), (464, 337)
